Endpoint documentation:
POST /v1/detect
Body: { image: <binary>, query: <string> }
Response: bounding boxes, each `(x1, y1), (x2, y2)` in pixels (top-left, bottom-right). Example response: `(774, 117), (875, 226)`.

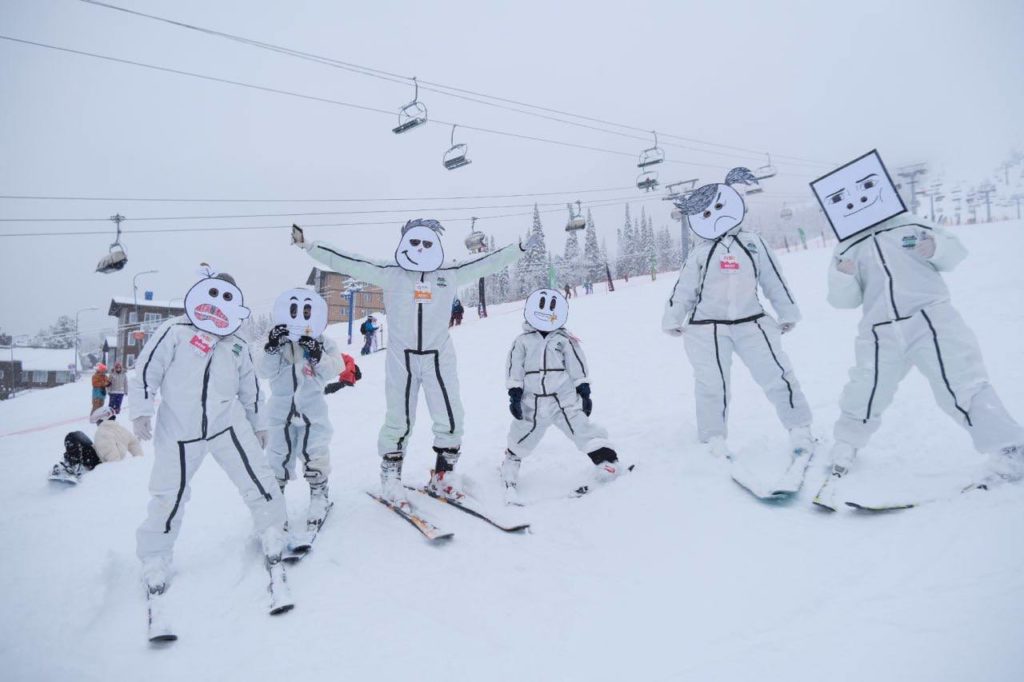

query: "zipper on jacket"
(417, 272), (425, 351)
(872, 236), (901, 318)
(200, 354), (214, 439)
(540, 336), (549, 394)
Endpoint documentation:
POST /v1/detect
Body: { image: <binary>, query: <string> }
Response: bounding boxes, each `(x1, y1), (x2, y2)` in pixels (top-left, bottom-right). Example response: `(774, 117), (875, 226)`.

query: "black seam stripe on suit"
(439, 244), (516, 271)
(754, 318), (794, 408)
(759, 236), (795, 304)
(921, 309), (973, 426)
(690, 313), (765, 326)
(566, 338), (586, 376)
(689, 240), (721, 323)
(432, 351), (456, 434)
(872, 237), (901, 318)
(317, 246), (400, 269)
(861, 315), (920, 424)
(300, 414), (312, 466)
(838, 223), (934, 256)
(517, 394), (541, 444)
(553, 394), (575, 434)
(713, 323), (728, 420)
(142, 322), (189, 399)
(732, 235), (759, 279)
(397, 350), (413, 450)
(165, 439), (193, 533)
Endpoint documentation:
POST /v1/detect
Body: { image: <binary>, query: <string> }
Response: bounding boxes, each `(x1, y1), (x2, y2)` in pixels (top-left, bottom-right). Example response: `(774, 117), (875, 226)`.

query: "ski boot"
(789, 426), (815, 457)
(813, 464), (848, 512)
(49, 460), (82, 484)
(428, 447), (466, 501)
(979, 444), (1024, 488)
(265, 554), (294, 615)
(141, 556), (175, 643)
(500, 450), (523, 506)
(706, 435), (732, 460)
(380, 453), (408, 506)
(307, 482), (332, 527)
(589, 447), (627, 484)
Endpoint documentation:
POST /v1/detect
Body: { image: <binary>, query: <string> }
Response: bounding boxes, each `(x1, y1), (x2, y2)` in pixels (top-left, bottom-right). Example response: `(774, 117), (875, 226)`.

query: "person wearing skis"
(810, 151), (1024, 509)
(360, 315), (378, 356)
(258, 287), (342, 541)
(662, 168), (814, 463)
(293, 220), (535, 504)
(107, 361), (127, 413)
(129, 266), (292, 616)
(501, 288), (626, 504)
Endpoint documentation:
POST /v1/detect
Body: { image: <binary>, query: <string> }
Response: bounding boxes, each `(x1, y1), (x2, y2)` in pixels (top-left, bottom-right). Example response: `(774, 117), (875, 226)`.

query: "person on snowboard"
(293, 220), (536, 506)
(48, 406), (143, 483)
(501, 288), (626, 505)
(258, 287), (342, 542)
(662, 168), (814, 463)
(129, 267), (291, 612)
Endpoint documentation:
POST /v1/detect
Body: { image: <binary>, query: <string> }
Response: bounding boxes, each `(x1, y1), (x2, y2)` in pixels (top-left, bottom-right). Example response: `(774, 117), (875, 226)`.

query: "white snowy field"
(2, 221), (1023, 682)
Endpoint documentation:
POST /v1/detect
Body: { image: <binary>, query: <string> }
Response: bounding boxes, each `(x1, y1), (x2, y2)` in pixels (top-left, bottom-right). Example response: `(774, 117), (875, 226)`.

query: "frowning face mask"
(184, 274), (250, 337)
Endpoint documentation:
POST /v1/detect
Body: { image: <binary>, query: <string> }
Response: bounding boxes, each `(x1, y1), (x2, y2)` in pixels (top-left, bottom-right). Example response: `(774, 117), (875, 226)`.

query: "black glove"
(508, 387), (524, 420)
(353, 365), (362, 381)
(265, 324), (289, 353)
(324, 382), (343, 395)
(297, 335), (324, 364)
(576, 383), (592, 416)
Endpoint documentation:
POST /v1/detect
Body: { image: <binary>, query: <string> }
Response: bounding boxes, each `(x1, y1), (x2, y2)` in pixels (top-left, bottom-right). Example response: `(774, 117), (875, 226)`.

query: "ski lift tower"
(342, 279), (367, 345)
(976, 183), (996, 223)
(896, 163), (928, 215)
(664, 179), (699, 261)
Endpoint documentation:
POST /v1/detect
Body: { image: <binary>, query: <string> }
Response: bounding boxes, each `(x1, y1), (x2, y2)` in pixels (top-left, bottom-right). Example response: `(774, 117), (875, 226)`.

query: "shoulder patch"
(232, 342), (243, 356)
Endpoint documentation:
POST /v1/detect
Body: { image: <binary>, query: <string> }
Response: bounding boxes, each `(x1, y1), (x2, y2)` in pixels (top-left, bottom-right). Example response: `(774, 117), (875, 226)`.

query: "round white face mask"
(272, 288), (328, 340)
(184, 276), (251, 337)
(395, 225), (445, 272)
(524, 288), (568, 332)
(688, 184), (747, 240)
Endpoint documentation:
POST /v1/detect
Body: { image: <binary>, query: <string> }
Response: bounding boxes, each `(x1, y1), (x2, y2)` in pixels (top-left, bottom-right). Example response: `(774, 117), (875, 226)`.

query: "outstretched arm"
(450, 243), (525, 285)
(301, 239), (395, 287)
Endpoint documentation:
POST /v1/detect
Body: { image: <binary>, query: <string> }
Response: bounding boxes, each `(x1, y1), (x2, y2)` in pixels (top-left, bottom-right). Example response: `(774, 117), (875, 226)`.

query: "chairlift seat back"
(96, 246), (128, 274)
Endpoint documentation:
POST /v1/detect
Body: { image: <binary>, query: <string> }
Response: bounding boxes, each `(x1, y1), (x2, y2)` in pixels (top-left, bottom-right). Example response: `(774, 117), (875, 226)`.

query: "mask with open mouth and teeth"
(184, 271), (251, 337)
(272, 287), (328, 340)
(395, 219), (446, 272)
(524, 289), (568, 332)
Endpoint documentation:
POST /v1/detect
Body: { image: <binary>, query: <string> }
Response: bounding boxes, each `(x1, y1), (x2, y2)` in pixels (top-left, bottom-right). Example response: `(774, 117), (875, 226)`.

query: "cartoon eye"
(303, 304), (312, 320)
(208, 287), (219, 297)
(409, 239), (421, 246)
(538, 296), (547, 309)
(702, 210), (712, 218)
(829, 193), (845, 205)
(222, 291), (233, 302)
(714, 203), (723, 210)
(549, 297), (557, 311)
(863, 180), (875, 189)
(422, 240), (433, 248)
(289, 303), (298, 318)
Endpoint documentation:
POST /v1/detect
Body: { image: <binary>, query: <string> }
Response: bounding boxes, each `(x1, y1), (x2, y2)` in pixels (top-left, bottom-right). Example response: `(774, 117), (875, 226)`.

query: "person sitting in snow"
(501, 288), (626, 504)
(48, 406), (143, 483)
(662, 168), (814, 464)
(324, 353), (362, 394)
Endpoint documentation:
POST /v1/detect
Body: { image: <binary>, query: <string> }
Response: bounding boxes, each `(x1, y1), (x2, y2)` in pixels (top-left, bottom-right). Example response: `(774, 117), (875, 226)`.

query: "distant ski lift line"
(77, 0), (835, 168)
(0, 34), (821, 180)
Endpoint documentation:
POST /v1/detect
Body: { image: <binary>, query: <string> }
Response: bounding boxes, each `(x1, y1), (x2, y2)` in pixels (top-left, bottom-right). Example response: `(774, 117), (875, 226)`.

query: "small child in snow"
(91, 363), (111, 411)
(500, 288), (626, 505)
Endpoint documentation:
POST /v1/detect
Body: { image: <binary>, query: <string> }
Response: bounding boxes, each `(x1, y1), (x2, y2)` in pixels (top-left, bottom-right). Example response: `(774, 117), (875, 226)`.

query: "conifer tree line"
(459, 203), (686, 308)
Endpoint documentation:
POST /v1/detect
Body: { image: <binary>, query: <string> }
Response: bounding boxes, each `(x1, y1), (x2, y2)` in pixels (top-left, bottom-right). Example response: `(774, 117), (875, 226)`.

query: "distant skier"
(359, 315), (378, 356)
(107, 361), (127, 413)
(662, 168), (814, 463)
(449, 298), (465, 327)
(815, 216), (1024, 508)
(293, 220), (534, 505)
(129, 267), (291, 616)
(502, 288), (626, 504)
(258, 287), (342, 541)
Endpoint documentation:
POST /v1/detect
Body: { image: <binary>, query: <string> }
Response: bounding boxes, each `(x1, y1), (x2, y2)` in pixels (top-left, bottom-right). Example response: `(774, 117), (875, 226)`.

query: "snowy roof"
(105, 336), (118, 348)
(1, 347), (77, 372)
(109, 296), (184, 310)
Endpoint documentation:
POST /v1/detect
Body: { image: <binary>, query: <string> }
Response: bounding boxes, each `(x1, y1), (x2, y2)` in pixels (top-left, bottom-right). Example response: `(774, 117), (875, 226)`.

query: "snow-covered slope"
(2, 222), (1023, 682)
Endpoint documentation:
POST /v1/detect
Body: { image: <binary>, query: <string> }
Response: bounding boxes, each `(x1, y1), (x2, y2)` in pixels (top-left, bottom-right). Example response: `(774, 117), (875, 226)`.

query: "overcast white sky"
(1, 0), (1021, 338)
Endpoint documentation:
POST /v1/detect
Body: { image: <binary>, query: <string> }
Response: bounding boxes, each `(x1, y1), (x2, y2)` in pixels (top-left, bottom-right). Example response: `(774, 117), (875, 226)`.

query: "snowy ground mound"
(2, 222), (1023, 681)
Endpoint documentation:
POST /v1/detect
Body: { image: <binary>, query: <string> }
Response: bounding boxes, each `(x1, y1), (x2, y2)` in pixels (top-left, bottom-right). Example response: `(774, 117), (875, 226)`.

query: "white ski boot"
(789, 426), (815, 456)
(500, 450), (523, 506)
(707, 435), (732, 459)
(307, 482), (332, 527)
(813, 464), (848, 512)
(265, 554), (294, 616)
(380, 455), (408, 506)
(427, 469), (466, 501)
(981, 444), (1024, 487)
(141, 555), (176, 642)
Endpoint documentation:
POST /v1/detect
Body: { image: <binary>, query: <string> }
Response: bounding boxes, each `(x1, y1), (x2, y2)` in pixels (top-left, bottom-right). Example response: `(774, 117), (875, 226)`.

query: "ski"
(366, 492), (453, 542)
(146, 584), (177, 644)
(572, 464), (636, 498)
(48, 464), (80, 485)
(266, 556), (295, 615)
(770, 447), (815, 497)
(844, 482), (990, 513)
(406, 486), (530, 533)
(283, 501), (334, 563)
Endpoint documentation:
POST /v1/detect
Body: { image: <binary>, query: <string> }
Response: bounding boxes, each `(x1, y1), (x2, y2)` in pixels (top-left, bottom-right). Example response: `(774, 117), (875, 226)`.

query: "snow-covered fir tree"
(515, 204), (549, 296)
(582, 209), (603, 284)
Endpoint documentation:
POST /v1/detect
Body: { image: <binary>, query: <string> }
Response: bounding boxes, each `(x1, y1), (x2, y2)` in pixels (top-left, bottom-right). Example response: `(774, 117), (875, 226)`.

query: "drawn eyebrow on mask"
(856, 174), (879, 183)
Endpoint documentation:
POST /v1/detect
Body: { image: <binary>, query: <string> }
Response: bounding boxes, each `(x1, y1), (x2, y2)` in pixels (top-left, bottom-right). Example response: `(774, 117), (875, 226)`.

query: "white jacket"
(827, 216), (967, 330)
(663, 229), (800, 331)
(506, 325), (590, 398)
(128, 317), (263, 439)
(257, 336), (343, 427)
(94, 419), (143, 462)
(304, 241), (523, 352)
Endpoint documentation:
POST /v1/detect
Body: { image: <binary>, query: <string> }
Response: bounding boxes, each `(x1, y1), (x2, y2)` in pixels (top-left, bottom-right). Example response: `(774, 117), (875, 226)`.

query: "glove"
(779, 322), (796, 334)
(508, 387), (524, 420)
(576, 383), (593, 416)
(297, 336), (324, 364)
(133, 416), (153, 441)
(915, 234), (936, 259)
(835, 258), (856, 275)
(265, 324), (289, 353)
(255, 430), (268, 449)
(663, 326), (685, 337)
(353, 365), (362, 381)
(520, 232), (543, 252)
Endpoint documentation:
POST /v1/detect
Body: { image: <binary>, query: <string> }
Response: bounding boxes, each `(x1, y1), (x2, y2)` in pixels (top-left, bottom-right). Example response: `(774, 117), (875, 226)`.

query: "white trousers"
(683, 317), (812, 442)
(506, 392), (611, 457)
(834, 303), (1023, 458)
(136, 418), (285, 562)
(266, 414), (332, 487)
(378, 345), (464, 456)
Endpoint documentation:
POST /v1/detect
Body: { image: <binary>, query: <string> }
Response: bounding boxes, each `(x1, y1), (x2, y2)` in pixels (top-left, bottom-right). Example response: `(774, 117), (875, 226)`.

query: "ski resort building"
(306, 268), (385, 324)
(0, 347), (78, 397)
(107, 297), (186, 368)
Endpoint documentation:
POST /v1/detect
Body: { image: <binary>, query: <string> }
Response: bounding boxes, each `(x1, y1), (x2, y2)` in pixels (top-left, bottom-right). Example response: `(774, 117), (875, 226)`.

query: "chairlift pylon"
(392, 76), (428, 134)
(443, 124), (471, 170)
(755, 153), (777, 181)
(565, 200), (586, 232)
(96, 213), (128, 274)
(464, 216), (487, 254)
(637, 130), (665, 169)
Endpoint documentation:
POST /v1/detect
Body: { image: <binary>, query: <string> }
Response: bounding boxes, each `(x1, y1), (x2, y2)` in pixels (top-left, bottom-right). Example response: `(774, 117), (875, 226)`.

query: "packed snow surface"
(2, 221), (1023, 681)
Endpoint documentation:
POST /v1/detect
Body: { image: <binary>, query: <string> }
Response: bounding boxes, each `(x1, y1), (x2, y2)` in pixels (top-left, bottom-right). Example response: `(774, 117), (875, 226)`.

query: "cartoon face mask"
(524, 289), (568, 332)
(272, 288), (328, 340)
(395, 221), (445, 272)
(184, 273), (251, 337)
(811, 150), (906, 241)
(675, 167), (758, 240)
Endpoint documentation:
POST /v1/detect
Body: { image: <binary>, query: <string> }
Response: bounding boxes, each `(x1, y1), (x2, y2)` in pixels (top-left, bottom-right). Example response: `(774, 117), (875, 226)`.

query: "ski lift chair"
(464, 231), (487, 253)
(780, 205), (793, 220)
(637, 131), (665, 168)
(392, 77), (428, 134)
(637, 170), (659, 192)
(755, 153), (777, 181)
(565, 200), (586, 231)
(96, 243), (128, 274)
(745, 186), (764, 195)
(442, 124), (471, 170)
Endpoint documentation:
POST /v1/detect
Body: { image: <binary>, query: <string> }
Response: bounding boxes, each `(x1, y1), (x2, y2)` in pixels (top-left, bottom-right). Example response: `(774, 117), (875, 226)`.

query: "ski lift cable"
(0, 34), (821, 181)
(77, 0), (835, 168)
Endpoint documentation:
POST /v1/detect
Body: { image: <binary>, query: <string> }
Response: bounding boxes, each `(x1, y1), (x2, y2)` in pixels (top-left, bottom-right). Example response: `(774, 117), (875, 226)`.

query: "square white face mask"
(811, 150), (907, 241)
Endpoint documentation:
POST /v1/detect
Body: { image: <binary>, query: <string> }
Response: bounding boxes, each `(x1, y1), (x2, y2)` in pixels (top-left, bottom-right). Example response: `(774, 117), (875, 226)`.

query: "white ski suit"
(828, 217), (1023, 460)
(257, 336), (342, 487)
(129, 317), (285, 562)
(662, 229), (812, 441)
(505, 325), (612, 456)
(304, 240), (524, 457)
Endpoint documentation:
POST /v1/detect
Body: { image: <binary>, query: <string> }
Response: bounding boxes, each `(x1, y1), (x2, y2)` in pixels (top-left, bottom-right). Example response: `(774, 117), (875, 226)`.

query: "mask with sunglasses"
(395, 221), (446, 272)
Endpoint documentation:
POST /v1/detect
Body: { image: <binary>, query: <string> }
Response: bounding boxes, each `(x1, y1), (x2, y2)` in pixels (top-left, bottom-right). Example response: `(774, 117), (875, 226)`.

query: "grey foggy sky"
(1, 0), (1022, 337)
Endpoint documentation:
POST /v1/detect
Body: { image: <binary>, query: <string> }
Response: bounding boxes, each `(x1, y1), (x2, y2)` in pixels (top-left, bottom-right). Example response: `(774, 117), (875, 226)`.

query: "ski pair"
(282, 501), (334, 563)
(730, 447), (814, 501)
(368, 486), (531, 541)
(819, 481), (990, 513)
